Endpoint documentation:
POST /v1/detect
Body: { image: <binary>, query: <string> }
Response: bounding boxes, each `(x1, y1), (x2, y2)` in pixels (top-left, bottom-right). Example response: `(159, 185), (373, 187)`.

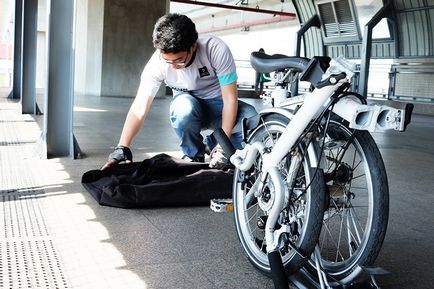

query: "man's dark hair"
(152, 13), (198, 53)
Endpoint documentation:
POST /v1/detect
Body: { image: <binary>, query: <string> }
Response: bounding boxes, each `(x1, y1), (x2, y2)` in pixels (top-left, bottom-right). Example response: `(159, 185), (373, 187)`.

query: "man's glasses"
(160, 49), (190, 66)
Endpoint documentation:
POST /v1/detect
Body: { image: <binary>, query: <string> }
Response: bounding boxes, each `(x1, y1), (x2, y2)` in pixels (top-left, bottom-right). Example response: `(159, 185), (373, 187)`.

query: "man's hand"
(101, 146), (133, 170)
(209, 145), (229, 169)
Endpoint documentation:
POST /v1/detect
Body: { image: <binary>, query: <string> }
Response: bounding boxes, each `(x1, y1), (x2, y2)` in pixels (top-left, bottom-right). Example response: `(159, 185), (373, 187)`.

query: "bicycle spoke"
(346, 202), (366, 239)
(320, 224), (338, 261)
(350, 186), (368, 190)
(244, 187), (256, 209)
(351, 173), (366, 180)
(348, 207), (362, 244)
(248, 206), (262, 236)
(321, 199), (365, 263)
(321, 214), (346, 262)
(345, 208), (353, 257)
(246, 204), (261, 218)
(335, 208), (346, 262)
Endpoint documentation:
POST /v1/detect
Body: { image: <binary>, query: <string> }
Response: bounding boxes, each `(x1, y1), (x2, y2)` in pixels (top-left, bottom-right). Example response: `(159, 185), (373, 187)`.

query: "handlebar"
(212, 128), (236, 158)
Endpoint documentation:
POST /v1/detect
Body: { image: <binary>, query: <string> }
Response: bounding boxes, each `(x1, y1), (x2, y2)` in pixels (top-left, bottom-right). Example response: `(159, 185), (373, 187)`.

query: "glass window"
(354, 0), (391, 39)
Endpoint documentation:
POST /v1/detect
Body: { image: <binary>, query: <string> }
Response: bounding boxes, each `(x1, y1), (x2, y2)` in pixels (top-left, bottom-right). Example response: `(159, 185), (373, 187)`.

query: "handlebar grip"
(212, 128), (236, 157)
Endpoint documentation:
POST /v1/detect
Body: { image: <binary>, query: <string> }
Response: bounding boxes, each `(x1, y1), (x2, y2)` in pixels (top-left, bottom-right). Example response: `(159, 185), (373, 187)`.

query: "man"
(102, 13), (257, 170)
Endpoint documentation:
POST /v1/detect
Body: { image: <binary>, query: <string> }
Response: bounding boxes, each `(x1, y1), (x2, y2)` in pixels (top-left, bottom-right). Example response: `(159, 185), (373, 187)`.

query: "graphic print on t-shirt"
(198, 66), (210, 77)
(166, 83), (188, 93)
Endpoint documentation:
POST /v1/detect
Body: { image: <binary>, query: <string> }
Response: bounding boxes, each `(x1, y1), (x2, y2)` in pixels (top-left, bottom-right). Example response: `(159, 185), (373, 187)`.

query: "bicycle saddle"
(250, 51), (310, 73)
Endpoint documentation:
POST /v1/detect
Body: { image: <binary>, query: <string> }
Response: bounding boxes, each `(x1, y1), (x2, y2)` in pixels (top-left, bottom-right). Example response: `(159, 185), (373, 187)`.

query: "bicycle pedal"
(210, 198), (233, 213)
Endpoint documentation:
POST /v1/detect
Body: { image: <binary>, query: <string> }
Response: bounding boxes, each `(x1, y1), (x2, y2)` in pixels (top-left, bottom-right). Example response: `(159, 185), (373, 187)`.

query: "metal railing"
(388, 63), (434, 103)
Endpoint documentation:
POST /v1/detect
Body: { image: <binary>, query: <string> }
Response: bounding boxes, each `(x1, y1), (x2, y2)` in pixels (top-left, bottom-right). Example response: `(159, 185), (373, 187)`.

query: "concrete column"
(101, 0), (168, 97)
(74, 0), (89, 95)
(9, 0), (22, 100)
(74, 0), (104, 96)
(85, 0), (104, 96)
(36, 0), (47, 89)
(21, 0), (38, 113)
(43, 0), (75, 157)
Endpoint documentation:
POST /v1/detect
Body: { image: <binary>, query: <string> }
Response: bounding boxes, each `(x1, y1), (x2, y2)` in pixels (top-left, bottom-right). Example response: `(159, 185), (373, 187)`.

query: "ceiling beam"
(171, 0), (297, 18)
(198, 15), (293, 33)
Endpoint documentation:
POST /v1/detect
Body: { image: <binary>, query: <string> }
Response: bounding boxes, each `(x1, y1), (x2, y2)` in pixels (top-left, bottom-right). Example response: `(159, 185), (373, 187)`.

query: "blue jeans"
(169, 94), (257, 158)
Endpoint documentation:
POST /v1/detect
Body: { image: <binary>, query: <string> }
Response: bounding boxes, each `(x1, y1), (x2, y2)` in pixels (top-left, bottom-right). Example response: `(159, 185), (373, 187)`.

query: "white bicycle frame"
(228, 57), (407, 253)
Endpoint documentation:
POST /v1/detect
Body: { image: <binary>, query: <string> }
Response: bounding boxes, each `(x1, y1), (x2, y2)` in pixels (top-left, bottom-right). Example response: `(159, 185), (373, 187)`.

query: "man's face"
(160, 43), (196, 69)
(160, 50), (190, 69)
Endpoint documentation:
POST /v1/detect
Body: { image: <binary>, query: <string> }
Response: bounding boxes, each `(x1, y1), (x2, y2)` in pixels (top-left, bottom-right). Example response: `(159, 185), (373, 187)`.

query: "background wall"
(101, 0), (168, 97)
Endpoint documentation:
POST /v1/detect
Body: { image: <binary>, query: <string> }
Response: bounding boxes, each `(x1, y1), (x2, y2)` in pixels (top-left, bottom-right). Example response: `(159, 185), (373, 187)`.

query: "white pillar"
(21, 0), (38, 113)
(10, 0), (23, 99)
(43, 0), (76, 157)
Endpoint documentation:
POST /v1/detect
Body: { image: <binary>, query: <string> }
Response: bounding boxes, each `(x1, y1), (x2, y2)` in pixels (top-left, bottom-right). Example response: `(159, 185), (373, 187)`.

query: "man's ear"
(192, 42), (198, 51)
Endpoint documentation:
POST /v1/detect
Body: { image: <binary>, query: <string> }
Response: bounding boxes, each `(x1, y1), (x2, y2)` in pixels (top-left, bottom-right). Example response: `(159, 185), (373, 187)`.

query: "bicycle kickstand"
(313, 246), (333, 289)
(358, 266), (389, 289)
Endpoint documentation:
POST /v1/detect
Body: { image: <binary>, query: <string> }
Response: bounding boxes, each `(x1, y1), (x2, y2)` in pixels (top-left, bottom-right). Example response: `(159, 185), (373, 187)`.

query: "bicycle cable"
(288, 84), (352, 204)
(290, 104), (334, 204)
(292, 85), (364, 202)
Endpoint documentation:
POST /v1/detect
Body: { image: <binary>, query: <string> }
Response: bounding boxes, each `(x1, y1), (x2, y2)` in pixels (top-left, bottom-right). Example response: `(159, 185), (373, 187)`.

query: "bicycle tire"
(302, 115), (389, 285)
(233, 114), (326, 276)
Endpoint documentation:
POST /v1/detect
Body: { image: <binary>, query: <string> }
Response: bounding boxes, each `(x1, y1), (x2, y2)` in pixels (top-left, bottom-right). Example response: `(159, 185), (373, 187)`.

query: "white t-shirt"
(139, 36), (237, 100)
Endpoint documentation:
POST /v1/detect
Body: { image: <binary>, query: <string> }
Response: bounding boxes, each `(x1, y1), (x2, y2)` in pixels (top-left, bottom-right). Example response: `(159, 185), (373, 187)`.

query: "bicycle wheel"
(302, 115), (389, 285)
(233, 114), (326, 276)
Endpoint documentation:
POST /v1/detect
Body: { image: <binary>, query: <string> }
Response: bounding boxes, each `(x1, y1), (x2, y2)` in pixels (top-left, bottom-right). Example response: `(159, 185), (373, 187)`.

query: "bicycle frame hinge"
(333, 98), (414, 132)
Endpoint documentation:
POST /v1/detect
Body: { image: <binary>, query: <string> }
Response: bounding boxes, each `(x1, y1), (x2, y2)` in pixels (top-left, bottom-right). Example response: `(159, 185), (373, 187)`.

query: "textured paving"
(0, 101), (69, 288)
(1, 89), (434, 289)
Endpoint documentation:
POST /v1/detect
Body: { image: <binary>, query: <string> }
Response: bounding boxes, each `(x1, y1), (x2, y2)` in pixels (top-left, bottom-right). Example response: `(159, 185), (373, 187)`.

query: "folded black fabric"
(81, 153), (233, 208)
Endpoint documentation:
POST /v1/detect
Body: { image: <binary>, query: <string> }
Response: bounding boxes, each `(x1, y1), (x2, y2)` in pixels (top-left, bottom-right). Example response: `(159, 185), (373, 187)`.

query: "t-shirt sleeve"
(137, 50), (164, 98)
(209, 37), (237, 87)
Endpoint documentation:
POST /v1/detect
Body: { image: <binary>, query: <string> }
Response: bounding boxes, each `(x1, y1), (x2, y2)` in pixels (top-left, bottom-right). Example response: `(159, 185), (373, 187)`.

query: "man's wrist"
(109, 146), (133, 162)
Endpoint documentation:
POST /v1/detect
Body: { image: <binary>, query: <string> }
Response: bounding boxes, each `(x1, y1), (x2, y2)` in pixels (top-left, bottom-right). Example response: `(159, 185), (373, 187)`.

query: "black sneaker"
(182, 155), (205, 163)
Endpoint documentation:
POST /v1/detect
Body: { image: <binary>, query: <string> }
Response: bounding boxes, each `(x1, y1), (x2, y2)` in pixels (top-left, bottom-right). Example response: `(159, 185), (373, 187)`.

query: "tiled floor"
(1, 89), (434, 289)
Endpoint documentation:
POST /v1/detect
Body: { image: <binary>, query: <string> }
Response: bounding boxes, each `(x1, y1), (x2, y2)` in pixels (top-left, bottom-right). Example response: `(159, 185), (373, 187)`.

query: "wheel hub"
(335, 163), (353, 184)
(258, 181), (275, 213)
